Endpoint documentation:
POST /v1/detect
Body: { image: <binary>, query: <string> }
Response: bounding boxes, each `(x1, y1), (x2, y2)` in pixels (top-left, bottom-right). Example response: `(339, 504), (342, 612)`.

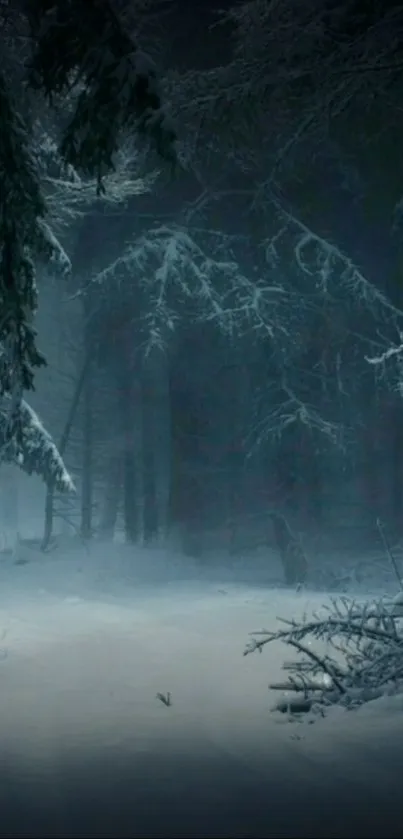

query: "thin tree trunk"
(118, 362), (143, 544)
(41, 357), (90, 551)
(142, 418), (158, 544)
(362, 412), (379, 530)
(123, 448), (137, 542)
(142, 347), (170, 543)
(226, 357), (249, 554)
(80, 357), (93, 540)
(1, 465), (19, 547)
(390, 400), (403, 536)
(98, 454), (122, 539)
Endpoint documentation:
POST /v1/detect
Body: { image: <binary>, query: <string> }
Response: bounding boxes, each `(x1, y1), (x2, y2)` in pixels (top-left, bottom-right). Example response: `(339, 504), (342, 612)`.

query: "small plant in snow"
(156, 691), (172, 707)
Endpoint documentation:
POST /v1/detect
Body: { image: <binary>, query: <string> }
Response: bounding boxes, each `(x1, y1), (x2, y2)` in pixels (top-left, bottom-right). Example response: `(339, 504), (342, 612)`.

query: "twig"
(287, 637), (345, 694)
(377, 518), (403, 590)
(156, 691), (172, 707)
(246, 594), (403, 718)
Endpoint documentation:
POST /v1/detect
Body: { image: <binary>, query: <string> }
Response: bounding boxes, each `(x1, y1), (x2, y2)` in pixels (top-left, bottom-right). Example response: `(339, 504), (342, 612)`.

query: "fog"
(3, 1), (403, 836)
(0, 540), (401, 838)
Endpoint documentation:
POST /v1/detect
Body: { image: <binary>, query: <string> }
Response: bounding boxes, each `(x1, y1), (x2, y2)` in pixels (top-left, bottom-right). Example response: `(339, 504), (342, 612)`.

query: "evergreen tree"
(0, 0), (176, 486)
(26, 0), (177, 182)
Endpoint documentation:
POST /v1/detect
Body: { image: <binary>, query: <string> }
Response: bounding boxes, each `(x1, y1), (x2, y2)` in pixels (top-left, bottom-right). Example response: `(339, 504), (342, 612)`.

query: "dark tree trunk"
(41, 357), (90, 551)
(99, 454), (122, 539)
(1, 465), (19, 542)
(80, 352), (94, 540)
(390, 400), (403, 536)
(270, 512), (308, 586)
(123, 448), (138, 543)
(142, 433), (158, 544)
(361, 404), (380, 531)
(298, 430), (323, 534)
(117, 358), (143, 544)
(389, 264), (403, 536)
(141, 348), (170, 544)
(226, 357), (249, 554)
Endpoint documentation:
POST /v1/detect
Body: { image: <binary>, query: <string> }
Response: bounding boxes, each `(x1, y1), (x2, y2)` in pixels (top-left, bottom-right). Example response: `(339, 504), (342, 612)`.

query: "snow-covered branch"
(245, 594), (403, 719)
(248, 377), (343, 451)
(90, 225), (289, 348)
(214, 0), (402, 132)
(366, 342), (403, 366)
(28, 0), (177, 184)
(0, 69), (75, 438)
(0, 74), (55, 415)
(265, 203), (400, 316)
(33, 126), (156, 228)
(365, 334), (403, 397)
(0, 398), (74, 492)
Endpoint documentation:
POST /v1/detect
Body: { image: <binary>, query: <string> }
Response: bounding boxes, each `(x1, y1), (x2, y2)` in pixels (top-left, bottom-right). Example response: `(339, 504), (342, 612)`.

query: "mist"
(0, 539), (402, 838)
(2, 0), (403, 836)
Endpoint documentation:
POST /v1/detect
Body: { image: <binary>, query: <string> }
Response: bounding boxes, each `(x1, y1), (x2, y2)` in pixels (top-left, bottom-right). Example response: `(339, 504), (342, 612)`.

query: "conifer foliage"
(0, 0), (175, 487)
(26, 0), (177, 184)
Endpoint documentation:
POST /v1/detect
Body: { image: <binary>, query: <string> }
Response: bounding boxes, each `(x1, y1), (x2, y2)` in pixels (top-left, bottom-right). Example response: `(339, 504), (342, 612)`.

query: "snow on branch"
(0, 72), (48, 408)
(91, 225), (288, 348)
(0, 398), (74, 493)
(0, 70), (72, 423)
(248, 377), (343, 452)
(218, 0), (403, 118)
(266, 203), (400, 316)
(27, 0), (177, 186)
(33, 125), (156, 227)
(245, 594), (403, 719)
(36, 218), (71, 273)
(171, 1), (403, 186)
(366, 341), (403, 366)
(365, 334), (403, 397)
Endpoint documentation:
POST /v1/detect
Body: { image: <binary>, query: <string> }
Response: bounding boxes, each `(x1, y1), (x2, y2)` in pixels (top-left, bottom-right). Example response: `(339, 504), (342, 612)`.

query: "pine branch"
(26, 0), (177, 186)
(0, 397), (74, 492)
(0, 72), (70, 436)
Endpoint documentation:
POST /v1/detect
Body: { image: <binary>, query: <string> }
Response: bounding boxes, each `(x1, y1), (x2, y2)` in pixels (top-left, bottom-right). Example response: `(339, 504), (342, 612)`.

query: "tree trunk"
(123, 448), (137, 543)
(390, 399), (403, 536)
(361, 407), (380, 531)
(98, 454), (122, 539)
(142, 427), (158, 544)
(118, 363), (143, 544)
(270, 512), (308, 586)
(1, 465), (19, 547)
(226, 357), (249, 555)
(141, 347), (171, 543)
(41, 357), (90, 551)
(80, 357), (93, 540)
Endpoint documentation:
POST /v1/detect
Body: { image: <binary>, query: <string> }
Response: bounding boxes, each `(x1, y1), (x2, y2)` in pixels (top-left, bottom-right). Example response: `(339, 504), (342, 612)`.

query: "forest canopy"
(1, 0), (403, 563)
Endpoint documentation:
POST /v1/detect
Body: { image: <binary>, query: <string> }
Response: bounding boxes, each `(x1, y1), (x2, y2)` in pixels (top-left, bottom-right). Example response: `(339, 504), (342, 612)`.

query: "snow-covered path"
(0, 562), (402, 837)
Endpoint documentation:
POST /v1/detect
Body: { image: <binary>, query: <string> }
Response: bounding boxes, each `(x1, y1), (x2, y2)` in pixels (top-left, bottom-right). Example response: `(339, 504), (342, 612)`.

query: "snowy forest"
(3, 0), (403, 576)
(4, 5), (403, 835)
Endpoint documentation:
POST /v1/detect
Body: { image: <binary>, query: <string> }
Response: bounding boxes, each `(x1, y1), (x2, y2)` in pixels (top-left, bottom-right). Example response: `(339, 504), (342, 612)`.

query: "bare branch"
(246, 594), (403, 718)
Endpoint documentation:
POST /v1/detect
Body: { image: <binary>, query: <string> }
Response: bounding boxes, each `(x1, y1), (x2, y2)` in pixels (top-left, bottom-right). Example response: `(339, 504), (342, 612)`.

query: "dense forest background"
(3, 0), (403, 569)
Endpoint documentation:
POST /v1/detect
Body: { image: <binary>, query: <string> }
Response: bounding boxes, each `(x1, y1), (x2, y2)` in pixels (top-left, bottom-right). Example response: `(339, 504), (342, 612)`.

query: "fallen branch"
(246, 595), (403, 718)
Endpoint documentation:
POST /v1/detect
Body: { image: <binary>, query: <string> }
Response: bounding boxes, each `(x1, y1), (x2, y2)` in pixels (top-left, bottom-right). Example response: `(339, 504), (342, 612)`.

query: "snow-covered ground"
(0, 542), (402, 838)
